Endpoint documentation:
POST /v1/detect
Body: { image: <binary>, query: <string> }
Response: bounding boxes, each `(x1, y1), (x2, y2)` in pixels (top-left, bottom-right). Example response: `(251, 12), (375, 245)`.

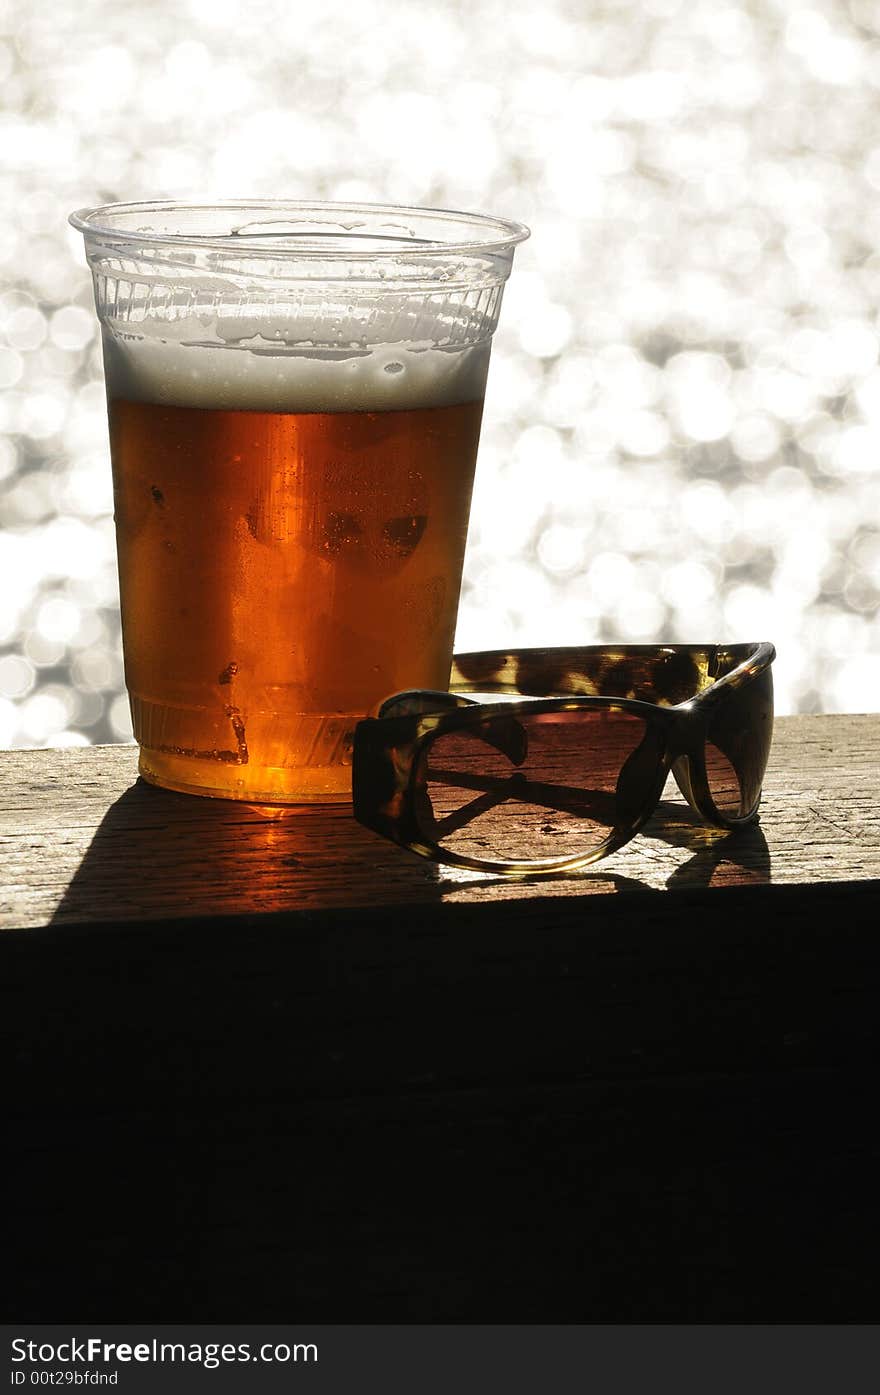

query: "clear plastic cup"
(70, 200), (528, 802)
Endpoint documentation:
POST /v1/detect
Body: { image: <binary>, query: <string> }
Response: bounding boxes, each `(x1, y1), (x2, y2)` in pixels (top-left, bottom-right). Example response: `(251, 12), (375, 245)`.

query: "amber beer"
(108, 393), (484, 801)
(72, 200), (528, 800)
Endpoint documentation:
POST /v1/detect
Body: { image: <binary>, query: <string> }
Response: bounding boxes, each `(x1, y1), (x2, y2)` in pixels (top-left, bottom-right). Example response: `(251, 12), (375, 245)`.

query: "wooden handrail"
(3, 713), (879, 1323)
(2, 713), (878, 932)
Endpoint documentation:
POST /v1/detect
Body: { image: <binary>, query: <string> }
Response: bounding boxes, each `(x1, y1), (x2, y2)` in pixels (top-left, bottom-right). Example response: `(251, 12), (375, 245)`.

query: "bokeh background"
(3, 0), (880, 749)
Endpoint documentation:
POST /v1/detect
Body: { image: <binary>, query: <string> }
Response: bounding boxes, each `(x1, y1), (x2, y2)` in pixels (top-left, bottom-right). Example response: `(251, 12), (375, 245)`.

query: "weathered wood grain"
(1, 713), (878, 931)
(3, 715), (879, 1323)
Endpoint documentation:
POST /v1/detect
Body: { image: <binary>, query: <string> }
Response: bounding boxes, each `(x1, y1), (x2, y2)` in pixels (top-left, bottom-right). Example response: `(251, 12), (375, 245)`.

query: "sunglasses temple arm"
(426, 767), (620, 829)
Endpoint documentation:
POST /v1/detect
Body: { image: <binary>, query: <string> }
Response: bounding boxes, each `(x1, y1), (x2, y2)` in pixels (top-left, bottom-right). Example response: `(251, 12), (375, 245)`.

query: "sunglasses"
(352, 642), (775, 876)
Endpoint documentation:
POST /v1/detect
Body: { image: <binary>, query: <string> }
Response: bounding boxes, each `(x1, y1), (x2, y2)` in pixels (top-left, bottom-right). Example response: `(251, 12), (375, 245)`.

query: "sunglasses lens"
(419, 708), (650, 865)
(704, 667), (774, 817)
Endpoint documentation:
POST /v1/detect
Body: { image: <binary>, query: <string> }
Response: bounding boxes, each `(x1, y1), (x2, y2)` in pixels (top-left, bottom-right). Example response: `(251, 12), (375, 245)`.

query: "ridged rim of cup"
(68, 199), (531, 258)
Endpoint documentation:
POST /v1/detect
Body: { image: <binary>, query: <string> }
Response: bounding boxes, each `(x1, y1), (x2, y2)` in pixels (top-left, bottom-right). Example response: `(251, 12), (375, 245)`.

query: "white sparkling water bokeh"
(2, 0), (880, 747)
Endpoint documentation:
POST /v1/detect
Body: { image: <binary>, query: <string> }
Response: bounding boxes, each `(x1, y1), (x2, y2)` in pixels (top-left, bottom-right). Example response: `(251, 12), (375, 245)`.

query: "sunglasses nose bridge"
(671, 753), (700, 812)
(614, 723), (670, 825)
(667, 707), (711, 815)
(665, 707), (700, 810)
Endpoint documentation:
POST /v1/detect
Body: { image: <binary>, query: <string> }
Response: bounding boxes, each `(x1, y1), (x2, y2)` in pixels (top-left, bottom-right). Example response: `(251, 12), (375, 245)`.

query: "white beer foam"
(102, 319), (492, 413)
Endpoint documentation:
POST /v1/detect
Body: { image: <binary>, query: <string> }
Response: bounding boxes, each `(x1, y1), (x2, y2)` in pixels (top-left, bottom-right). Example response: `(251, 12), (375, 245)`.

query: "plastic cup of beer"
(70, 200), (528, 802)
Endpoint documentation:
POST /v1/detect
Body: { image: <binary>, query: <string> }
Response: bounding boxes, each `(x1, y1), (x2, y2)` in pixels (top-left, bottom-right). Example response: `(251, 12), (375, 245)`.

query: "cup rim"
(69, 198), (531, 258)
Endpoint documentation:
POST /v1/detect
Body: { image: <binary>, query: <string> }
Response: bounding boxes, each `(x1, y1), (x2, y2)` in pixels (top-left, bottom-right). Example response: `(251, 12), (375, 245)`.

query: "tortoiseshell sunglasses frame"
(352, 642), (776, 877)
